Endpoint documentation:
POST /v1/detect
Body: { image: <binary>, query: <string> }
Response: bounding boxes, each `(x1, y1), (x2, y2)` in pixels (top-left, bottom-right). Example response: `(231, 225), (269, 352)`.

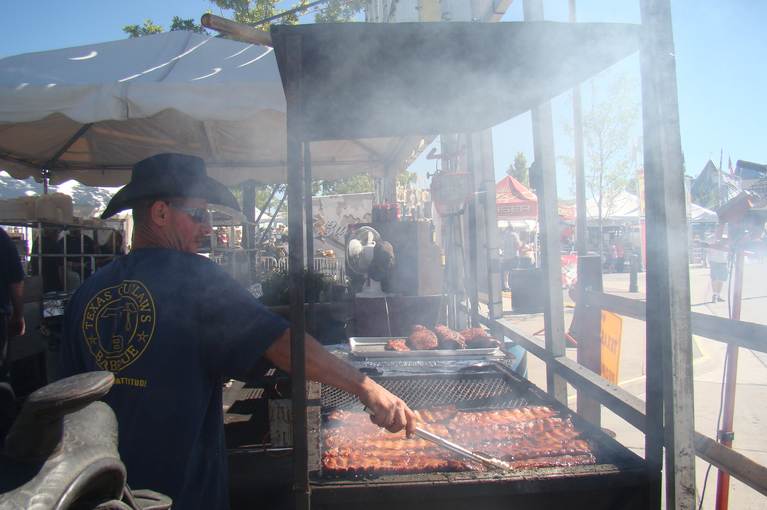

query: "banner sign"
(600, 310), (623, 384)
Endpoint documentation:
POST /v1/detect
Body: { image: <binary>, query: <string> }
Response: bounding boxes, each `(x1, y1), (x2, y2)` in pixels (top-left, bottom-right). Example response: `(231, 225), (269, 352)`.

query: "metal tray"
(348, 337), (501, 359)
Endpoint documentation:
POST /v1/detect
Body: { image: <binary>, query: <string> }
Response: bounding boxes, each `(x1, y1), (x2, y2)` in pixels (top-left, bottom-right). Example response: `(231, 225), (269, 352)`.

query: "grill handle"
(363, 407), (510, 471)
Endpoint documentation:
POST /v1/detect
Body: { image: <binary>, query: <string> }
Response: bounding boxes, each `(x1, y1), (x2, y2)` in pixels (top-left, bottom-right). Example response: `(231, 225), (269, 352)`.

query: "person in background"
(29, 228), (63, 292)
(59, 228), (98, 282)
(502, 226), (521, 290)
(607, 241), (618, 273)
(59, 153), (415, 509)
(1, 226), (25, 381)
(707, 234), (729, 303)
(615, 240), (626, 273)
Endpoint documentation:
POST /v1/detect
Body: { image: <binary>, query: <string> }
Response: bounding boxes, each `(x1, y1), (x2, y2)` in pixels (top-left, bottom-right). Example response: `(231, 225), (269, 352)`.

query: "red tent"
(496, 176), (538, 220)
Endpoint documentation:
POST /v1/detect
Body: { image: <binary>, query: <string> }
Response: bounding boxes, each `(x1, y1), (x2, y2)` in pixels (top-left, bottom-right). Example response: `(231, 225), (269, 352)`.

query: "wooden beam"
(584, 291), (646, 320)
(691, 313), (767, 353)
(555, 357), (646, 432)
(471, 130), (503, 320)
(483, 313), (767, 498)
(201, 13), (272, 46)
(584, 290), (767, 353)
(695, 432), (767, 497)
(640, 0), (697, 507)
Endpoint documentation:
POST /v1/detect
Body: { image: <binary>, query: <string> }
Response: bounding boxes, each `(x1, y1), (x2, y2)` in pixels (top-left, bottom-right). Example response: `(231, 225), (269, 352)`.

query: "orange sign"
(600, 311), (623, 384)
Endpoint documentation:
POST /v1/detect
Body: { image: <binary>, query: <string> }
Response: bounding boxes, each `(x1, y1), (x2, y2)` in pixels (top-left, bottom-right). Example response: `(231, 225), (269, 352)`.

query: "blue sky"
(2, 1), (764, 197)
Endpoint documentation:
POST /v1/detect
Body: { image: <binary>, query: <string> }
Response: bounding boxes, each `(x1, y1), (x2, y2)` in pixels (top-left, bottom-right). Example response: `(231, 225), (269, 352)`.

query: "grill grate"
(321, 372), (529, 411)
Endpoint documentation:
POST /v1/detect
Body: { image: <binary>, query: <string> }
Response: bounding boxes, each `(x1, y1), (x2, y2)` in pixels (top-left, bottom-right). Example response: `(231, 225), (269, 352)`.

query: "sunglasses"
(169, 204), (211, 225)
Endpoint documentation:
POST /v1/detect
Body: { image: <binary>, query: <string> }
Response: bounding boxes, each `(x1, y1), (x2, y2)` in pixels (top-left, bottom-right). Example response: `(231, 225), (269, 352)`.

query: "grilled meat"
(322, 405), (597, 476)
(385, 338), (410, 352)
(460, 327), (501, 348)
(407, 324), (439, 350)
(434, 324), (466, 349)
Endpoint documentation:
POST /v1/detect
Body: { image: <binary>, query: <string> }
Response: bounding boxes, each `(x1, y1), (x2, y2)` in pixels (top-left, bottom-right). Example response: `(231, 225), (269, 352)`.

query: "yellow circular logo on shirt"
(81, 280), (156, 372)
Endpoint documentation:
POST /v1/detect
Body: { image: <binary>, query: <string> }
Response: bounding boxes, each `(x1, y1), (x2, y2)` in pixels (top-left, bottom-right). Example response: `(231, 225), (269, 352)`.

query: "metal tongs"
(364, 407), (510, 471)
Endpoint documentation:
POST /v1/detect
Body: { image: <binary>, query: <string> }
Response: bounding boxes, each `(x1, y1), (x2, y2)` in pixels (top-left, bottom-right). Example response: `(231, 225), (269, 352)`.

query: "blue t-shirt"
(60, 248), (289, 509)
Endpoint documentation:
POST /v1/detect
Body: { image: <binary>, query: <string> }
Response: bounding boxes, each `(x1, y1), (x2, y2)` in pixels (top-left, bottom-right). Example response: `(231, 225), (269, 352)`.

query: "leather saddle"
(0, 371), (171, 510)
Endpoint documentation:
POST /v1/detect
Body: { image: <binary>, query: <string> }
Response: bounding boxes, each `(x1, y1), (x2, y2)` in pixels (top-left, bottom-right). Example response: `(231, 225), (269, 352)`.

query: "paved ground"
(501, 260), (767, 509)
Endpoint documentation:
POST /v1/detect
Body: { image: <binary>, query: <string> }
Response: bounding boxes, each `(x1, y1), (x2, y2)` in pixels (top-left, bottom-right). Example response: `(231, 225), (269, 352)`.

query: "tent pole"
(39, 123), (93, 193)
(257, 193), (286, 248)
(305, 143), (314, 271)
(255, 185), (280, 227)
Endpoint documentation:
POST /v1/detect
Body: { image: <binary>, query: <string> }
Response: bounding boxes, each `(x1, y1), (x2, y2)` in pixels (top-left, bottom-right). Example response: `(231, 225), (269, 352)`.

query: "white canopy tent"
(587, 190), (640, 221)
(0, 31), (425, 187)
(587, 190), (717, 223)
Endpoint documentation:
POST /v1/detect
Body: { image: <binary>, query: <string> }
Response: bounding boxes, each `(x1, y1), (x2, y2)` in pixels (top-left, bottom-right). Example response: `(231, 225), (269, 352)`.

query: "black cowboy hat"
(101, 153), (240, 219)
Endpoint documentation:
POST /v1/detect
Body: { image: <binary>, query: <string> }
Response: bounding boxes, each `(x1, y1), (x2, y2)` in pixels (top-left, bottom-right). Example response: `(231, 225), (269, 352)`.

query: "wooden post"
(524, 0), (568, 405)
(472, 130), (503, 321)
(640, 0), (697, 508)
(575, 255), (603, 426)
(569, 0), (588, 257)
(282, 31), (310, 510)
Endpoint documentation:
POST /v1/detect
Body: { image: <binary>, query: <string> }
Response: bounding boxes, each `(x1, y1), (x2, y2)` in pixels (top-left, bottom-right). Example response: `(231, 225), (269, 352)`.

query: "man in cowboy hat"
(60, 153), (415, 509)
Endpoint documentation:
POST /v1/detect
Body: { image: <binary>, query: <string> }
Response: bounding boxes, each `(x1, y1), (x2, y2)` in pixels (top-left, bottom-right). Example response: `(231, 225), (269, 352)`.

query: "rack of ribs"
(321, 405), (597, 476)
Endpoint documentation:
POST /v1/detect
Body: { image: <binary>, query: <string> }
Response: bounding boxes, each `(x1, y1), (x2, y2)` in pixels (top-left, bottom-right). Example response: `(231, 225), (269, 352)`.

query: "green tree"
(169, 16), (208, 33)
(507, 152), (529, 187)
(317, 174), (373, 195)
(397, 170), (418, 189)
(314, 0), (367, 23)
(124, 17), (207, 38)
(562, 74), (640, 255)
(210, 0), (364, 28)
(123, 19), (164, 38)
(124, 2), (365, 39)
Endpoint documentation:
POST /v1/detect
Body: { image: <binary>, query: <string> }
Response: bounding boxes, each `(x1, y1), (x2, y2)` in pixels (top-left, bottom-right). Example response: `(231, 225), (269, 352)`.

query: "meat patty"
(385, 338), (410, 352)
(434, 324), (466, 350)
(407, 325), (439, 350)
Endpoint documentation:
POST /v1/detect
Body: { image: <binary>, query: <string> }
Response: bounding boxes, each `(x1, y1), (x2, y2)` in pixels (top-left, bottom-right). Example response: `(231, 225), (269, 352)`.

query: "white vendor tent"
(587, 190), (717, 223)
(0, 31), (425, 187)
(689, 203), (717, 223)
(587, 190), (640, 222)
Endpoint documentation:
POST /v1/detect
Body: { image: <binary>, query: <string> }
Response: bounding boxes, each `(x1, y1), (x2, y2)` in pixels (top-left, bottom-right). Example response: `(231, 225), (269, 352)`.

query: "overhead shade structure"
(495, 175), (538, 220)
(271, 21), (640, 141)
(0, 31), (425, 186)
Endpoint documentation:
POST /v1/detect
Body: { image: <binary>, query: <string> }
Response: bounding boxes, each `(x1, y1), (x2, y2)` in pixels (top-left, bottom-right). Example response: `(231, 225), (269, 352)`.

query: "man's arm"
(265, 329), (416, 436)
(8, 281), (25, 337)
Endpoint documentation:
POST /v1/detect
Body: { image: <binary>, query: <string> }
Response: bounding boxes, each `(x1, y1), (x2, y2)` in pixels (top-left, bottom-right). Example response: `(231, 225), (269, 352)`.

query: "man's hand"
(8, 314), (25, 337)
(359, 378), (416, 437)
(264, 330), (416, 436)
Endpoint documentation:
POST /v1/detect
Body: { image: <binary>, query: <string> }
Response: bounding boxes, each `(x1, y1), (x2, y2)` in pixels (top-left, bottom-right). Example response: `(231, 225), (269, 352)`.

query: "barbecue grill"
(311, 363), (649, 510)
